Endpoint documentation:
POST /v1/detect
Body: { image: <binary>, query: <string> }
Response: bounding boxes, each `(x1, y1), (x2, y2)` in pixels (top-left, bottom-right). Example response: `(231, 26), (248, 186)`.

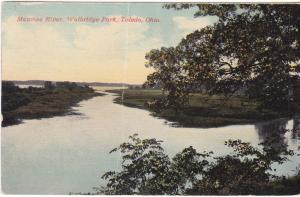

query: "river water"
(2, 87), (300, 194)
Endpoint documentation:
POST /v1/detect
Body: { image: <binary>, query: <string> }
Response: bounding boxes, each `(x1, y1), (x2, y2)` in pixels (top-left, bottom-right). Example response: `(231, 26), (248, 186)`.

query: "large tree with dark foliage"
(145, 4), (300, 109)
(144, 47), (190, 111)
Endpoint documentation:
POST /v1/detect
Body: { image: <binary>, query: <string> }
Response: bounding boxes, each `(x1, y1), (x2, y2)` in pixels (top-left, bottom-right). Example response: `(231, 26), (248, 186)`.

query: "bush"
(97, 134), (299, 195)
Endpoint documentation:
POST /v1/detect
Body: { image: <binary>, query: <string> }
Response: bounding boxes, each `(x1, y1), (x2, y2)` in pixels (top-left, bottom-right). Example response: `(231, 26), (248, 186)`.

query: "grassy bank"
(106, 89), (290, 127)
(2, 83), (104, 127)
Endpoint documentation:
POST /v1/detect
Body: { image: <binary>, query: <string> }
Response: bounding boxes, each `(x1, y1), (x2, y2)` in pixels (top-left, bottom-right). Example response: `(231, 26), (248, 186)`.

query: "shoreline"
(2, 87), (105, 127)
(106, 89), (293, 128)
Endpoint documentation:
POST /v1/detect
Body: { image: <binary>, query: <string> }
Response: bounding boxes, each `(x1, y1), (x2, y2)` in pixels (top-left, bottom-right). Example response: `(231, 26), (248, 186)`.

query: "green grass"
(106, 89), (289, 127)
(2, 88), (104, 127)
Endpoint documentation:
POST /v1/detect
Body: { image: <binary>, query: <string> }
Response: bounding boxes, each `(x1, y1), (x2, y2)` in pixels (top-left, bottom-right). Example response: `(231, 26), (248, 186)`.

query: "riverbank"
(2, 87), (299, 194)
(2, 84), (105, 127)
(106, 89), (291, 127)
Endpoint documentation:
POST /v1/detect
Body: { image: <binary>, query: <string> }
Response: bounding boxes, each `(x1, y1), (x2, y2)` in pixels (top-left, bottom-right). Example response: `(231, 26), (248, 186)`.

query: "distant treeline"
(10, 80), (141, 87)
(1, 81), (103, 127)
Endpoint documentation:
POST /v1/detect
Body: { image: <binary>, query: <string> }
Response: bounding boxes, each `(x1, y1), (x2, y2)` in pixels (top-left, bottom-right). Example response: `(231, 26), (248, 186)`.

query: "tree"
(44, 81), (54, 90)
(98, 134), (297, 195)
(1, 81), (30, 112)
(99, 134), (174, 195)
(145, 4), (300, 109)
(144, 47), (190, 111)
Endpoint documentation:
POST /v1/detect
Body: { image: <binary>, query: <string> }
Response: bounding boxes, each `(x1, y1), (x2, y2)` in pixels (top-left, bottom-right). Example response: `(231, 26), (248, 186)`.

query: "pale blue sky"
(2, 2), (217, 83)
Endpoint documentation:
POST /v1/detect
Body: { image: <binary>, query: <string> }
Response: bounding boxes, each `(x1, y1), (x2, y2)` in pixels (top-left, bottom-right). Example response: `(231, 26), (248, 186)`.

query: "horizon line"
(2, 79), (143, 85)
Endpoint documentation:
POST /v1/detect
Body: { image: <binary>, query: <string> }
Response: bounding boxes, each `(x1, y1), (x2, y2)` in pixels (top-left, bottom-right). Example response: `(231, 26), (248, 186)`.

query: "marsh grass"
(106, 89), (290, 127)
(2, 87), (104, 127)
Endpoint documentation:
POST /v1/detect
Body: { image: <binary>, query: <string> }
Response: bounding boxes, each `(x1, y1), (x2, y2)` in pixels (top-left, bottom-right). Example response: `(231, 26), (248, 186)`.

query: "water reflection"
(255, 119), (288, 153)
(292, 118), (300, 140)
(255, 119), (300, 153)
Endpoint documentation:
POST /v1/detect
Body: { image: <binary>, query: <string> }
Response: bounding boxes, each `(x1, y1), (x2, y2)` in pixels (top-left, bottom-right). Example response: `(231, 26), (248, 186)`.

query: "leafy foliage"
(99, 134), (173, 194)
(144, 47), (190, 111)
(2, 81), (31, 112)
(98, 134), (298, 195)
(145, 4), (300, 110)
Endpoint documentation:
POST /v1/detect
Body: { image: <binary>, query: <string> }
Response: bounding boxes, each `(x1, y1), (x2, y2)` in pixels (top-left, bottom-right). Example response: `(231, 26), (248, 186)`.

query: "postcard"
(1, 1), (300, 195)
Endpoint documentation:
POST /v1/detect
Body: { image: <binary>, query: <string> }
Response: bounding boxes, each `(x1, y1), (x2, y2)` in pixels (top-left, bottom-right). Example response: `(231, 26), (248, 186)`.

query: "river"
(2, 87), (300, 194)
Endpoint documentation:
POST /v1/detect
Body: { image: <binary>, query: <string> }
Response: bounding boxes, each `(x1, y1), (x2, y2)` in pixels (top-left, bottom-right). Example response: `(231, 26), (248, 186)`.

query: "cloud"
(2, 16), (161, 83)
(173, 16), (212, 37)
(73, 17), (158, 59)
(173, 16), (211, 32)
